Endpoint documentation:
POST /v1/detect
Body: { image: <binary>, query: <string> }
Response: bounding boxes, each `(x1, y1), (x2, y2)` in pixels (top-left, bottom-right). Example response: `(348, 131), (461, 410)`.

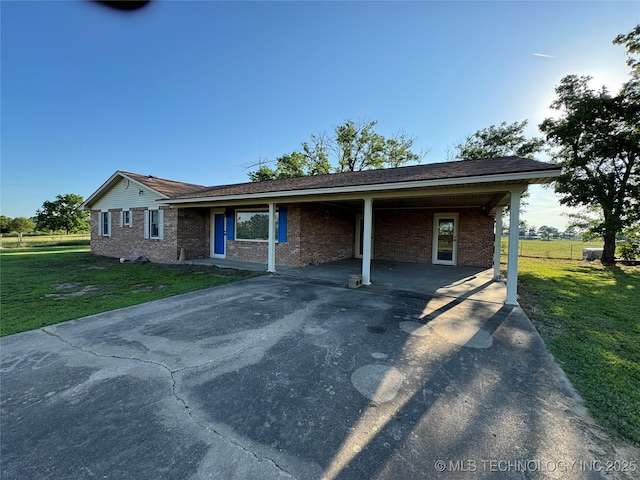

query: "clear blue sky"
(2, 1), (637, 230)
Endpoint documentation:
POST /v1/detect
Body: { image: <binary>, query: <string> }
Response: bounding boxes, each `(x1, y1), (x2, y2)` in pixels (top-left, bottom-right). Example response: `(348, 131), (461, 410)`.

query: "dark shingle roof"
(122, 171), (206, 197)
(169, 156), (559, 200)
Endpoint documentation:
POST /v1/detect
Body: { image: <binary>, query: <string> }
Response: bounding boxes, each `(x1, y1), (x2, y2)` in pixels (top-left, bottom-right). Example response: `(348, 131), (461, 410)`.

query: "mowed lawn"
(0, 246), (259, 336)
(517, 257), (640, 446)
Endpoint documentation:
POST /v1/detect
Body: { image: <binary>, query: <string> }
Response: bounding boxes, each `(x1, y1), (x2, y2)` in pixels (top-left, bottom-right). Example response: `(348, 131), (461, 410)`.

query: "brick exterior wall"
(455, 208), (495, 268)
(177, 208), (210, 260)
(225, 205), (303, 266)
(299, 204), (355, 265)
(90, 207), (178, 263)
(224, 204), (355, 267)
(90, 204), (494, 268)
(372, 208), (493, 268)
(373, 210), (433, 263)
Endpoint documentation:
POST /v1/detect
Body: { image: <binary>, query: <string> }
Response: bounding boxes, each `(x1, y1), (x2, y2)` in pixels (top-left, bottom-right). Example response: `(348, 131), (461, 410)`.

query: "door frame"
(432, 213), (458, 265)
(210, 209), (226, 258)
(355, 213), (374, 259)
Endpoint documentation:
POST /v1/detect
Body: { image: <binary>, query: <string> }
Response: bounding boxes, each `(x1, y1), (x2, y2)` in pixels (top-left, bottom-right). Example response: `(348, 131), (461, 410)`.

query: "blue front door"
(214, 213), (225, 256)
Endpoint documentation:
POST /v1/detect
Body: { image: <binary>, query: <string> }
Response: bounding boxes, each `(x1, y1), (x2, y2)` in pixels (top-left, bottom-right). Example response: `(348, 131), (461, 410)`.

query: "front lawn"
(517, 257), (640, 445)
(0, 247), (260, 336)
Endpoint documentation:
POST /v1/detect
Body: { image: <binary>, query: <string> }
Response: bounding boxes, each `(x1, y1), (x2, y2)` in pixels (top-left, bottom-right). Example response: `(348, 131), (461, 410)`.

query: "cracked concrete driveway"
(1, 274), (638, 479)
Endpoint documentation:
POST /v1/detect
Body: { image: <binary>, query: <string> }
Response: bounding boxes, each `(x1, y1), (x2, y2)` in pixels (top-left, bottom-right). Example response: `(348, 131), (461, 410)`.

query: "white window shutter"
(144, 210), (150, 239)
(158, 210), (164, 240)
(106, 212), (111, 236)
(98, 212), (103, 236)
(129, 211), (133, 227)
(120, 211), (124, 227)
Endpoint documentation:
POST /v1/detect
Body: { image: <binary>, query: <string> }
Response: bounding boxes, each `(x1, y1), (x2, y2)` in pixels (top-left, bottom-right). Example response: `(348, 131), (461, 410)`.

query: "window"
(99, 212), (111, 237)
(122, 210), (131, 227)
(236, 211), (271, 241)
(233, 209), (287, 242)
(144, 209), (164, 240)
(150, 210), (160, 238)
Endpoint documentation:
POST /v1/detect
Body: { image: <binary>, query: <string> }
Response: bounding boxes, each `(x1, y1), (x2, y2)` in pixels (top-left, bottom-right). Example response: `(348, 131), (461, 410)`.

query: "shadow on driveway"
(2, 274), (638, 479)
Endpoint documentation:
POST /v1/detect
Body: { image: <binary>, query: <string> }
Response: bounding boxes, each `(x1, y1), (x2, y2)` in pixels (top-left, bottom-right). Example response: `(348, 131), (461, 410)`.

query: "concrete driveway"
(1, 271), (637, 479)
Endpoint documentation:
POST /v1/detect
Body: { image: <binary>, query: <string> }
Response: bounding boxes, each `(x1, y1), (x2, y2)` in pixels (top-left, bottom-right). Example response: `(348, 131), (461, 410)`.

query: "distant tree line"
(1, 194), (90, 241)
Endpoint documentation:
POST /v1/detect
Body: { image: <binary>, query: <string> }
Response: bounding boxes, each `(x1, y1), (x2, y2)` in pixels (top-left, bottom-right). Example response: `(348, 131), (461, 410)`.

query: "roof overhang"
(162, 169), (560, 213)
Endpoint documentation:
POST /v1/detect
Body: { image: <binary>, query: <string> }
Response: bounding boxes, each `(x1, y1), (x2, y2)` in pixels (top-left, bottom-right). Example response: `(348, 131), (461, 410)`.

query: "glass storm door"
(433, 214), (458, 265)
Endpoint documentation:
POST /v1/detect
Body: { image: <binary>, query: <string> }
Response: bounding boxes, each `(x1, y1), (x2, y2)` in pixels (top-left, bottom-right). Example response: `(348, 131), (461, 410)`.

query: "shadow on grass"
(518, 260), (639, 445)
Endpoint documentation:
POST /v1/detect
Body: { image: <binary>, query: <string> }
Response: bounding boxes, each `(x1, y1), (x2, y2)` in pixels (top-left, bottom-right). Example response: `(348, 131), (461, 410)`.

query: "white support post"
(267, 203), (276, 273)
(361, 198), (373, 285)
(493, 208), (503, 281)
(505, 192), (521, 305)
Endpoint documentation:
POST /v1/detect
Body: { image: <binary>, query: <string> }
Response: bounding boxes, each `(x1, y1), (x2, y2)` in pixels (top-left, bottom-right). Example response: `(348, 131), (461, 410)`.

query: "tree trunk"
(601, 230), (617, 265)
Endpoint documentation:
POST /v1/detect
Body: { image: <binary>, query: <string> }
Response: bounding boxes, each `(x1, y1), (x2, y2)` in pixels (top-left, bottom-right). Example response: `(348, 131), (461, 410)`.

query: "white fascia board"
(163, 169), (560, 206)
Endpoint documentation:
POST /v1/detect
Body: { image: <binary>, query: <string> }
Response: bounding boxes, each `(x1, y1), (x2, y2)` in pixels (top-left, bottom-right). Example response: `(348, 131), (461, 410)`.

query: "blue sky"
(1, 1), (637, 230)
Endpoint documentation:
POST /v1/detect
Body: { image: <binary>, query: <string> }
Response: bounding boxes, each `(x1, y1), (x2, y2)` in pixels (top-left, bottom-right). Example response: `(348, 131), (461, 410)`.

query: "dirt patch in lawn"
(46, 283), (105, 300)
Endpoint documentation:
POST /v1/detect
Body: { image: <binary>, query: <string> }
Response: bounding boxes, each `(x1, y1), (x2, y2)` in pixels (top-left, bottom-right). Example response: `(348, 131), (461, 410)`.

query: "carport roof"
(162, 156), (560, 205)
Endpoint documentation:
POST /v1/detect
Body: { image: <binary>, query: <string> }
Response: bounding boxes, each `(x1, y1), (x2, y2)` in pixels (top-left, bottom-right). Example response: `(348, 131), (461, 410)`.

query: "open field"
(0, 246), (259, 336)
(501, 237), (604, 260)
(0, 233), (90, 248)
(517, 257), (640, 445)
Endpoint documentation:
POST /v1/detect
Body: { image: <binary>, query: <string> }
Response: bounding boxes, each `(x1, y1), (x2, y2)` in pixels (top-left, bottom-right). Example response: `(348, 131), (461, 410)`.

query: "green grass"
(501, 238), (604, 260)
(517, 257), (640, 445)
(0, 233), (90, 248)
(0, 246), (260, 336)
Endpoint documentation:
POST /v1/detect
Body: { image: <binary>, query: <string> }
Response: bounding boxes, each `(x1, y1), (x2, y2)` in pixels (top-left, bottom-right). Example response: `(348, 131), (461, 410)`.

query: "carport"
(164, 157), (560, 306)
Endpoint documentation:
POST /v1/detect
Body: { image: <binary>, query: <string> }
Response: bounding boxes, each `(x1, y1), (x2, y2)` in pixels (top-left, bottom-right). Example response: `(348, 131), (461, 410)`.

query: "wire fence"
(0, 234), (90, 249)
(500, 239), (604, 261)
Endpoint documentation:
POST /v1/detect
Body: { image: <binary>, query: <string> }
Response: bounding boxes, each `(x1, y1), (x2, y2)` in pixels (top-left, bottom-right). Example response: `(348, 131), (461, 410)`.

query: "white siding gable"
(92, 177), (168, 210)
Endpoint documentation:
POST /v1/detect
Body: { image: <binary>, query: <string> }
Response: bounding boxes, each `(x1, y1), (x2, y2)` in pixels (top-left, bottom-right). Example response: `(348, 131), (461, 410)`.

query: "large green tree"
(539, 26), (640, 265)
(248, 119), (423, 181)
(453, 120), (545, 160)
(9, 217), (35, 246)
(0, 215), (12, 234)
(35, 194), (90, 234)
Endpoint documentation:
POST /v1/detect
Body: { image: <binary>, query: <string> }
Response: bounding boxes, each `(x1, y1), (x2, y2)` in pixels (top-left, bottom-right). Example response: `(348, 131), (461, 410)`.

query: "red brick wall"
(373, 210), (432, 263)
(372, 208), (494, 268)
(225, 205), (303, 266)
(299, 204), (355, 265)
(177, 208), (209, 260)
(91, 204), (494, 268)
(90, 207), (178, 263)
(456, 208), (494, 268)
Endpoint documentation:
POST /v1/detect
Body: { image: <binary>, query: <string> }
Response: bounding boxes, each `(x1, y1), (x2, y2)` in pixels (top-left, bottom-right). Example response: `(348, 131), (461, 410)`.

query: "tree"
(453, 120), (545, 160)
(35, 194), (90, 234)
(248, 119), (424, 180)
(331, 119), (422, 172)
(0, 215), (12, 234)
(537, 225), (559, 241)
(539, 26), (640, 265)
(9, 217), (35, 246)
(248, 148), (332, 182)
(518, 219), (529, 236)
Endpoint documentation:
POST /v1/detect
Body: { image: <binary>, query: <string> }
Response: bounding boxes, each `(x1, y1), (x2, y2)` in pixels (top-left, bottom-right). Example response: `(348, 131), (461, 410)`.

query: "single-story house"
(81, 156), (561, 305)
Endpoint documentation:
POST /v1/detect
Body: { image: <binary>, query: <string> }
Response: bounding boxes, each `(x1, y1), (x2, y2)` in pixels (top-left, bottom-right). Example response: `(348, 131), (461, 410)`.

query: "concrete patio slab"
(1, 275), (638, 479)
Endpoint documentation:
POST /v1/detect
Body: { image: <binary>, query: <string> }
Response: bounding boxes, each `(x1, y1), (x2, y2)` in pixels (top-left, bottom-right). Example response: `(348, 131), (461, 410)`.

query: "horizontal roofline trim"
(164, 169), (560, 205)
